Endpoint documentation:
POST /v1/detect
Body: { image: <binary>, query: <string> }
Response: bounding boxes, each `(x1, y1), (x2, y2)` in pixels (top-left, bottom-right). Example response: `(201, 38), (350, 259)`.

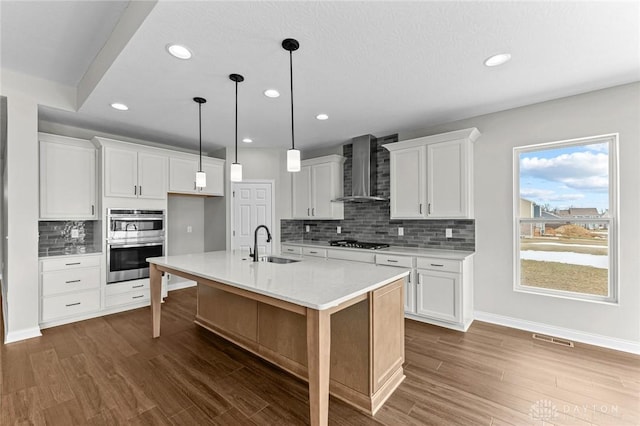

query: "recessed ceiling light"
(316, 114), (329, 120)
(242, 138), (253, 143)
(264, 89), (280, 98)
(110, 102), (129, 111)
(166, 44), (192, 60)
(484, 53), (511, 67)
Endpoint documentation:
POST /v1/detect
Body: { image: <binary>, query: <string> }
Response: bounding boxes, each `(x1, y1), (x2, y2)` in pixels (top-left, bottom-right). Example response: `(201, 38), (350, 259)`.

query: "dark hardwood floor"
(2, 288), (638, 425)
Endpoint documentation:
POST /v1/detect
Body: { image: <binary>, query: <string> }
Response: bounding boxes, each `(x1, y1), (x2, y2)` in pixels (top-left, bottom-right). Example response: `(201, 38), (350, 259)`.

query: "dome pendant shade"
(194, 96), (207, 188)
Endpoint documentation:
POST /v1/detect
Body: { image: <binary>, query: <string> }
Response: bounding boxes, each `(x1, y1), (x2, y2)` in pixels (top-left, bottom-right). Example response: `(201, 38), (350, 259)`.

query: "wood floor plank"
(2, 288), (637, 426)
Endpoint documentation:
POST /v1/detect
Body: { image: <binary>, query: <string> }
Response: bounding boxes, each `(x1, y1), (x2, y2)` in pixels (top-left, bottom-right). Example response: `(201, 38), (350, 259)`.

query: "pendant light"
(282, 38), (301, 172)
(193, 97), (207, 188)
(229, 74), (244, 182)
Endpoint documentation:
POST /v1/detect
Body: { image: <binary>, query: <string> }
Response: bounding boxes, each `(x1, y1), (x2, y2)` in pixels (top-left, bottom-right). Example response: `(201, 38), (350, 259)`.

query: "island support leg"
(150, 263), (162, 338)
(306, 308), (331, 426)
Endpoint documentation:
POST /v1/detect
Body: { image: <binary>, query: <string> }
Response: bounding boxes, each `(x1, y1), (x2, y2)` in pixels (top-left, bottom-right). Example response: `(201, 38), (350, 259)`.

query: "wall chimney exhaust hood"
(333, 134), (387, 202)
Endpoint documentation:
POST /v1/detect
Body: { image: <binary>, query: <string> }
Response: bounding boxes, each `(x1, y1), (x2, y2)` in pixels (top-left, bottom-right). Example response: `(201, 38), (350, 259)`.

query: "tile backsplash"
(281, 134), (475, 251)
(39, 220), (101, 256)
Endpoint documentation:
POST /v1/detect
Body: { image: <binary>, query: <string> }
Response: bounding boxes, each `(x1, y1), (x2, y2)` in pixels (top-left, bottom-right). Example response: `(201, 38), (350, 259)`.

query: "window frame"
(512, 133), (619, 304)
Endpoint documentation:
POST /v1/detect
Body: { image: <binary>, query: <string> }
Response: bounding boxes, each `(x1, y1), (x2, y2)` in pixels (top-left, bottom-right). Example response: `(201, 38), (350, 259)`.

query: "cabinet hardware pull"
(65, 302), (81, 307)
(134, 185), (137, 195)
(307, 208), (310, 216)
(312, 208), (315, 216)
(309, 251), (318, 254)
(65, 280), (81, 284)
(91, 205), (95, 215)
(287, 249), (294, 252)
(428, 203), (431, 215)
(139, 186), (142, 196)
(430, 263), (444, 267)
(132, 295), (144, 299)
(132, 284), (144, 288)
(65, 262), (81, 266)
(419, 204), (422, 214)
(387, 259), (398, 263)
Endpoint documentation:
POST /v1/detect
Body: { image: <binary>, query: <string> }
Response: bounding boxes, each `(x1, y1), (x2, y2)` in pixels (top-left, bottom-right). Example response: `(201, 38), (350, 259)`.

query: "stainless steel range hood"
(333, 134), (387, 202)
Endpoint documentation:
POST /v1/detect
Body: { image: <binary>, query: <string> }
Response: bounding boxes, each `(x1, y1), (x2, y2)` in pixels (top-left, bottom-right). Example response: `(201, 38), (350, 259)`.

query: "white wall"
(401, 82), (640, 345)
(167, 195), (205, 255)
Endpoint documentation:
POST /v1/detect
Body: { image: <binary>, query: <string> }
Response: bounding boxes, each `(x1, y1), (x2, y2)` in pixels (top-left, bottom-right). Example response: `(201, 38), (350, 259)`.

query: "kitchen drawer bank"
(282, 242), (474, 332)
(39, 253), (168, 329)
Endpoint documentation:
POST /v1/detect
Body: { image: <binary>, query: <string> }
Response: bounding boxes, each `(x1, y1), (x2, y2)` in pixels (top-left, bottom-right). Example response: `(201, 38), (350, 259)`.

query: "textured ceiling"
(4, 1), (640, 153)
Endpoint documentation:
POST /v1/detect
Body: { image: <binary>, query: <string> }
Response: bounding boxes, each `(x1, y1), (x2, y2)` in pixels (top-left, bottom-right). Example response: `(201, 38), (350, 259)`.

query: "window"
(513, 134), (617, 302)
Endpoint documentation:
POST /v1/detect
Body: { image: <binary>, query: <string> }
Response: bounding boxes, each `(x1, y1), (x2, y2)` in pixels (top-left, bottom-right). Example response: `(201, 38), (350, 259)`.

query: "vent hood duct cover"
(333, 134), (387, 202)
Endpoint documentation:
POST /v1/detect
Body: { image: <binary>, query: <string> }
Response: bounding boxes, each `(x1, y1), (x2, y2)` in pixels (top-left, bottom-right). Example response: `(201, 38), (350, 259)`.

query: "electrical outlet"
(305, 225), (310, 233)
(398, 227), (404, 236)
(337, 226), (341, 234)
(187, 225), (193, 233)
(70, 228), (79, 239)
(445, 228), (453, 238)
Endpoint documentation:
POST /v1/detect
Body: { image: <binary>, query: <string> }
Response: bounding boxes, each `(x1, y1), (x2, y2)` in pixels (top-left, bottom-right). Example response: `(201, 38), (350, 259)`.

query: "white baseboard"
(168, 280), (197, 292)
(474, 311), (640, 355)
(4, 326), (42, 344)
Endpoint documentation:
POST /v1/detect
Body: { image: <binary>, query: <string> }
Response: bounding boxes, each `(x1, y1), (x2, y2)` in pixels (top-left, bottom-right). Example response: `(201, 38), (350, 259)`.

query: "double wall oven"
(107, 209), (165, 284)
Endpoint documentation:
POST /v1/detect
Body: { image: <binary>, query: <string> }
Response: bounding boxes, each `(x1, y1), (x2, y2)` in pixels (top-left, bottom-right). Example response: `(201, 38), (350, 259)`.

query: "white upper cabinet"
(291, 155), (344, 220)
(169, 156), (224, 196)
(39, 134), (97, 219)
(384, 128), (479, 219)
(103, 145), (167, 200)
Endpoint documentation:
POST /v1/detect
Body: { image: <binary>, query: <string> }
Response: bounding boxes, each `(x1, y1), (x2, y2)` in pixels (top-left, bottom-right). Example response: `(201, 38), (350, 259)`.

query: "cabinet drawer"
(105, 290), (149, 308)
(281, 245), (303, 255)
(327, 249), (375, 264)
(416, 257), (461, 273)
(41, 255), (101, 272)
(375, 254), (414, 268)
(41, 290), (100, 322)
(302, 247), (327, 257)
(42, 267), (100, 296)
(106, 279), (149, 296)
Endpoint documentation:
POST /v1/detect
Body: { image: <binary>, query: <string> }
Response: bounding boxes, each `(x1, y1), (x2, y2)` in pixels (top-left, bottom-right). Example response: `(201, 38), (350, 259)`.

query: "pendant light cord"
(289, 49), (295, 150)
(198, 101), (203, 172)
(235, 80), (239, 164)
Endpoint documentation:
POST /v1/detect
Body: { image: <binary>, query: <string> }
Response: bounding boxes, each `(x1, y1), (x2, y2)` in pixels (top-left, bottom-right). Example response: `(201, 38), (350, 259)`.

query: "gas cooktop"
(329, 239), (390, 250)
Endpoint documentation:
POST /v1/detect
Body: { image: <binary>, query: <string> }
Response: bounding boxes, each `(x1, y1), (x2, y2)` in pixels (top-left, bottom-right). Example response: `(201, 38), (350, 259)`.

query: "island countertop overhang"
(148, 250), (410, 310)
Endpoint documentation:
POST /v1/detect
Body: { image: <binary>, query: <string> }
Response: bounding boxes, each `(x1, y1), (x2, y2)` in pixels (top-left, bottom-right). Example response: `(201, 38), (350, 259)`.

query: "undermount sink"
(259, 256), (300, 264)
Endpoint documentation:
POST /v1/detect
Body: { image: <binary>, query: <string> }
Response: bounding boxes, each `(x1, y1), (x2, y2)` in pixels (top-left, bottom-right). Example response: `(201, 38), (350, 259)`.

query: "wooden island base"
(194, 278), (405, 416)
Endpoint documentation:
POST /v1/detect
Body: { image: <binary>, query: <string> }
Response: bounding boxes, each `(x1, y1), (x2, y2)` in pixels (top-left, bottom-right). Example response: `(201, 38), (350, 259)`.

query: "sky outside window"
(519, 142), (609, 213)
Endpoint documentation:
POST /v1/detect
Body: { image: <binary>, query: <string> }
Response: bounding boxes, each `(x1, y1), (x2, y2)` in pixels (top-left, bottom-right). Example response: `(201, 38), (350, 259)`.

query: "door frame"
(230, 180), (276, 253)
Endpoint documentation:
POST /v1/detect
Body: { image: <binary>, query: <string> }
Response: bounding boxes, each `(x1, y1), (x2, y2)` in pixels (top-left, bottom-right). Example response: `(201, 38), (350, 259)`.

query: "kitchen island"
(148, 251), (409, 426)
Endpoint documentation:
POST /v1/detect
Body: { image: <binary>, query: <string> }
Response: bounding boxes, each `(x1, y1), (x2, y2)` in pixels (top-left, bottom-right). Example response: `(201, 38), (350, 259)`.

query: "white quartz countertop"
(282, 240), (474, 260)
(148, 251), (409, 310)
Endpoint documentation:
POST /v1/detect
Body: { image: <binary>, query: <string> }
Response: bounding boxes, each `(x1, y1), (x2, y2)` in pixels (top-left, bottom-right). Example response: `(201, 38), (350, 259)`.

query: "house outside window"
(513, 134), (618, 303)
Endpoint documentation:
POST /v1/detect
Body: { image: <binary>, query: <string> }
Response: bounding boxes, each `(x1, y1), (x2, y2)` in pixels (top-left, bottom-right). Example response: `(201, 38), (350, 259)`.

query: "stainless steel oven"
(107, 209), (165, 284)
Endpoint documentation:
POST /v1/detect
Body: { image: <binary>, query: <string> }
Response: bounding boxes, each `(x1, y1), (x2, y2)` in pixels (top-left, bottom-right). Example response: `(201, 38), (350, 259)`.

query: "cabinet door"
(199, 160), (224, 196)
(311, 162), (335, 218)
(404, 271), (416, 313)
(169, 157), (198, 193)
(291, 165), (312, 218)
(138, 152), (167, 199)
(416, 269), (460, 323)
(104, 147), (138, 198)
(389, 146), (425, 219)
(427, 140), (467, 218)
(40, 141), (96, 219)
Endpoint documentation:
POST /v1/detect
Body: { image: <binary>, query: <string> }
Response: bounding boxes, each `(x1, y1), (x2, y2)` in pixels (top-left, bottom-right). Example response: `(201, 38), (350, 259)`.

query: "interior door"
(232, 182), (273, 255)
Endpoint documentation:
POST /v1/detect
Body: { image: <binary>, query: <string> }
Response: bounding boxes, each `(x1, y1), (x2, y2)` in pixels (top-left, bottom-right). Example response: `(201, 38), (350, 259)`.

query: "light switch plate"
(337, 226), (341, 234)
(445, 228), (453, 238)
(398, 227), (404, 236)
(187, 226), (193, 233)
(305, 225), (310, 233)
(70, 228), (79, 239)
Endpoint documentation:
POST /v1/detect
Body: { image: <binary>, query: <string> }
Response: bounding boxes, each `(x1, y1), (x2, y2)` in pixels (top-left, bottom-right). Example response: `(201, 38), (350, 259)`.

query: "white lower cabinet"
(375, 254), (416, 314)
(105, 278), (167, 308)
(40, 254), (102, 324)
